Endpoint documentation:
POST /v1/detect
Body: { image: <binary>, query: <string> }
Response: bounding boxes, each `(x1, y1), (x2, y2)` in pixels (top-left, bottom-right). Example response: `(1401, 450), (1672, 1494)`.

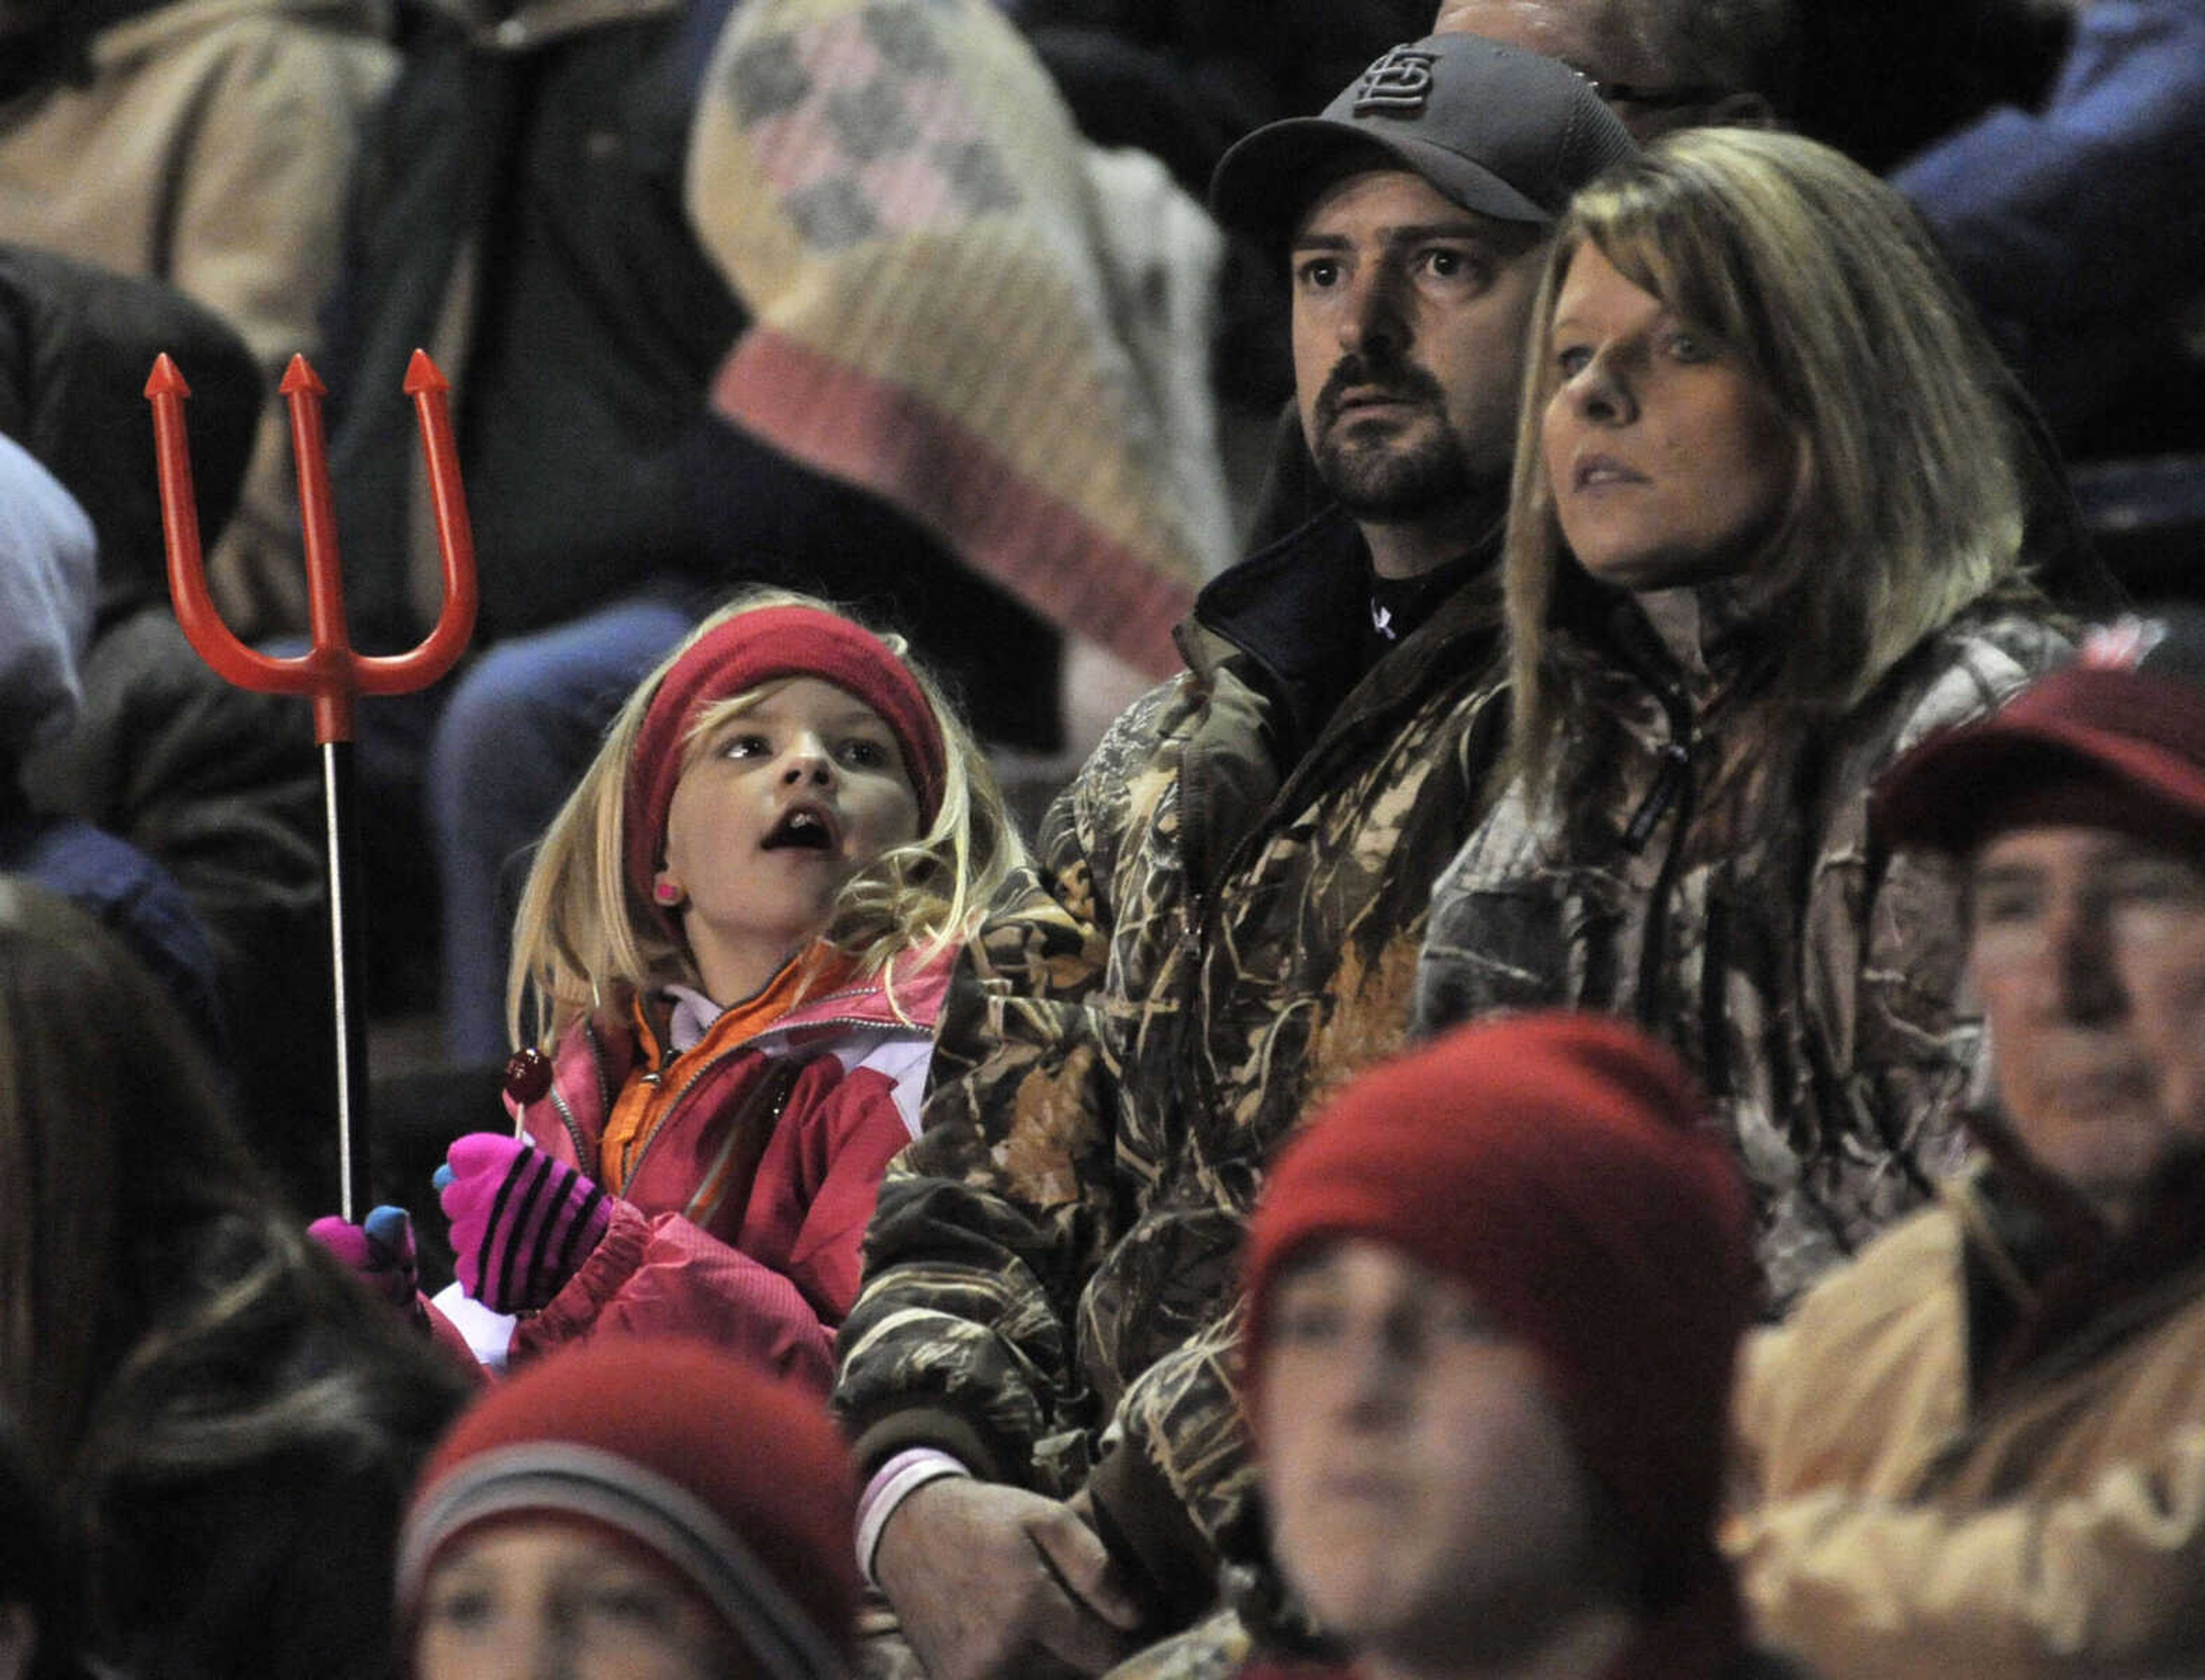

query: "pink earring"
(653, 880), (682, 907)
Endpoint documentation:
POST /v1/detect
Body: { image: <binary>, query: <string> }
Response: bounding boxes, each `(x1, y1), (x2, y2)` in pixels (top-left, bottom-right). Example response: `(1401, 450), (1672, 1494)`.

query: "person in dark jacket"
(0, 241), (335, 1209)
(0, 424), (227, 1064)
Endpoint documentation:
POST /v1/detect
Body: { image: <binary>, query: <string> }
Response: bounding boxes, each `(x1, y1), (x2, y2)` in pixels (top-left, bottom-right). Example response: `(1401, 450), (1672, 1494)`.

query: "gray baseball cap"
(1210, 35), (1637, 242)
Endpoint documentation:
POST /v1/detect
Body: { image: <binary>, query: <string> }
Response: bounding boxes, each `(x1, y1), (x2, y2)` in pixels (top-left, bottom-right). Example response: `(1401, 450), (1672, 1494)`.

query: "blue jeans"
(426, 590), (698, 1062)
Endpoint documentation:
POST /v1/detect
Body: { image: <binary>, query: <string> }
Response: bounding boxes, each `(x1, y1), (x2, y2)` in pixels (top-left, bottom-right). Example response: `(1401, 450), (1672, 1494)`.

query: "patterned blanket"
(687, 0), (1232, 678)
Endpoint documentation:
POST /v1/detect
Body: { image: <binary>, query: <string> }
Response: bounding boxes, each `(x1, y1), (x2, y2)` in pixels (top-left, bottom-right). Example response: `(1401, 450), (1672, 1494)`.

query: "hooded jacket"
(508, 945), (956, 1394)
(1413, 581), (2072, 1310)
(0, 432), (228, 1061)
(835, 505), (1511, 1623)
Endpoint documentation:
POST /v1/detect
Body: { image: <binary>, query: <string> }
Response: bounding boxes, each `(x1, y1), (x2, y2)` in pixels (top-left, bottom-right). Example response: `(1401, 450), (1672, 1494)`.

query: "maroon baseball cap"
(1872, 609), (2205, 856)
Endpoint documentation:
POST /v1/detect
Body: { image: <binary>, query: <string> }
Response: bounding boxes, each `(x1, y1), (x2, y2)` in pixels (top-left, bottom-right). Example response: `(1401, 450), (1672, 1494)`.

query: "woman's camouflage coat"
(1414, 589), (2074, 1310)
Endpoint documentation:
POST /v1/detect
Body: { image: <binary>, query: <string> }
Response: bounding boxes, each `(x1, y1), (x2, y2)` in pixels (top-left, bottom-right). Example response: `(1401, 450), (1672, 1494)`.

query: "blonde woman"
(1414, 128), (2075, 1307)
(329, 591), (1023, 1388)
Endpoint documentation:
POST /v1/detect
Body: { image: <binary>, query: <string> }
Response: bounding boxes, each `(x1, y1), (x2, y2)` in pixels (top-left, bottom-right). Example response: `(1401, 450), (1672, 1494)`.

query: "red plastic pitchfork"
(147, 349), (477, 1221)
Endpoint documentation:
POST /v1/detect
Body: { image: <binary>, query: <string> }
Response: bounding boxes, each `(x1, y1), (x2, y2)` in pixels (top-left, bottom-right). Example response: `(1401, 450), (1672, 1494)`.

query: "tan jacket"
(1729, 1175), (2205, 1678)
(0, 0), (397, 633)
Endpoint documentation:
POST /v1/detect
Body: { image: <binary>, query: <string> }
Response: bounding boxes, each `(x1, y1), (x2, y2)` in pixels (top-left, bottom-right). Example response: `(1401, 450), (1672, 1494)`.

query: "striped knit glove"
(435, 1133), (612, 1315)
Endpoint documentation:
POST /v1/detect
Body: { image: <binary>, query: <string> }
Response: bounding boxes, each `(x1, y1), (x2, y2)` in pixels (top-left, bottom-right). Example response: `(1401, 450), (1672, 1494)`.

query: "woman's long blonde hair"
(1506, 127), (2033, 799)
(506, 589), (1024, 1048)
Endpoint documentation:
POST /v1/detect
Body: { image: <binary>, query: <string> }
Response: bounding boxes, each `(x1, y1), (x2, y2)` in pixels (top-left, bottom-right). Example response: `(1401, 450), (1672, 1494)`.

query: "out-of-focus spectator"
(0, 241), (336, 1209)
(1894, 0), (2205, 457)
(1893, 0), (2205, 598)
(0, 877), (471, 1677)
(396, 1337), (858, 1679)
(1218, 1012), (1790, 1679)
(0, 0), (399, 635)
(1435, 0), (1795, 137)
(0, 426), (228, 1063)
(1791, 0), (2072, 176)
(1729, 605), (2205, 1679)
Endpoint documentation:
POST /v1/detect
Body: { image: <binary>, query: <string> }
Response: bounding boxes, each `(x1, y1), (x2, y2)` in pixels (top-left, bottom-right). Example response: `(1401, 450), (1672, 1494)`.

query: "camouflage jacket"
(1414, 589), (2073, 1310)
(835, 505), (1509, 1624)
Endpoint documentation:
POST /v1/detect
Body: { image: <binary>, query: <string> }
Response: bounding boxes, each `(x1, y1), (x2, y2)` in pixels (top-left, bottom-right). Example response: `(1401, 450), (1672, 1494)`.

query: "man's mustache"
(1315, 355), (1445, 431)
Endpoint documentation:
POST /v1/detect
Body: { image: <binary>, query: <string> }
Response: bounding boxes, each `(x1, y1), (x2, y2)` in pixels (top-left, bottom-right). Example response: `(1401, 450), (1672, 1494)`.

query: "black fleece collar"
(1190, 498), (1506, 760)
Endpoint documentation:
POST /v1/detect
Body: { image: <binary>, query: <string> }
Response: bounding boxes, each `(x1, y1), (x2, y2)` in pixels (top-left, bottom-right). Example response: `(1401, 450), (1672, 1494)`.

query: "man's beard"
(1310, 354), (1481, 521)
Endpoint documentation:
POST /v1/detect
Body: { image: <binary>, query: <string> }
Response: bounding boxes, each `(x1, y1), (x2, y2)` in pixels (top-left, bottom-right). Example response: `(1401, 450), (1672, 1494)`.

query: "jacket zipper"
(622, 1042), (757, 1191)
(622, 1016), (924, 1190)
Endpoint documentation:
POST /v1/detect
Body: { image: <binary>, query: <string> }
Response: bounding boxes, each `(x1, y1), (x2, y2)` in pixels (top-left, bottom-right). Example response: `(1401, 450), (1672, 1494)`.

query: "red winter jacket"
(505, 946), (955, 1392)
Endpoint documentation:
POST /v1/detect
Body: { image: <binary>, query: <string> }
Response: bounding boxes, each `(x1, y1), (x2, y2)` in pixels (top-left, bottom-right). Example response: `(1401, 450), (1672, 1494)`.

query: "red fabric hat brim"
(1872, 666), (2205, 857)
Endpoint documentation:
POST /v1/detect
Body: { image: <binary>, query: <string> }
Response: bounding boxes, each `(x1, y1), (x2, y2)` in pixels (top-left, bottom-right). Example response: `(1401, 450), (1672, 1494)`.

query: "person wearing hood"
(0, 428), (225, 1058)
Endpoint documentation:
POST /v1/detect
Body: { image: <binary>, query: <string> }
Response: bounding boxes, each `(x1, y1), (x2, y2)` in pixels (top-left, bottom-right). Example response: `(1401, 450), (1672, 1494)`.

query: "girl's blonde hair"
(1506, 127), (2032, 799)
(506, 589), (1024, 1047)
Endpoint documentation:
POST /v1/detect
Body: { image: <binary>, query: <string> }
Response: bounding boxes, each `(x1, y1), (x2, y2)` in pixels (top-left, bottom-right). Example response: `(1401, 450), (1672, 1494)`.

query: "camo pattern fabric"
(1414, 597), (2074, 1311)
(1096, 1609), (1252, 1680)
(835, 549), (1507, 1601)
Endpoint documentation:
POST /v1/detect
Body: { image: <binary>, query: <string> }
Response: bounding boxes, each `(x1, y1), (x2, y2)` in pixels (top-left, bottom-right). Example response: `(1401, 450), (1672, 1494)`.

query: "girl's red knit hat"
(396, 1337), (858, 1678)
(1242, 1011), (1757, 1614)
(623, 605), (949, 903)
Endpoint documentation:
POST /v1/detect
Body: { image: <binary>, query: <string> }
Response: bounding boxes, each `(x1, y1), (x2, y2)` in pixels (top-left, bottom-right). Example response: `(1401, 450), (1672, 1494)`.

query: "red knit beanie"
(1242, 1012), (1756, 1612)
(396, 1337), (858, 1677)
(622, 606), (949, 903)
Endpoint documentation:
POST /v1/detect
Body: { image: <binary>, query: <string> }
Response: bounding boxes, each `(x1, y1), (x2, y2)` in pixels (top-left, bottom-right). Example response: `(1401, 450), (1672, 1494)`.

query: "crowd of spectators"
(3, 0), (2205, 1676)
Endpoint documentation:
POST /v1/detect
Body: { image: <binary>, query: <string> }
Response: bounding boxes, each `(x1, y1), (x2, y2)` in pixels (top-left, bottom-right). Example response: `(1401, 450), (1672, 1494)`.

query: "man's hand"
(873, 1477), (1147, 1679)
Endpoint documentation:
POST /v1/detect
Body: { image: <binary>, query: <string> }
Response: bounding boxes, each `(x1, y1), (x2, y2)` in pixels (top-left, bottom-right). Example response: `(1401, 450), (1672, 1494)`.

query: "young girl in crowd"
(426, 591), (1022, 1389)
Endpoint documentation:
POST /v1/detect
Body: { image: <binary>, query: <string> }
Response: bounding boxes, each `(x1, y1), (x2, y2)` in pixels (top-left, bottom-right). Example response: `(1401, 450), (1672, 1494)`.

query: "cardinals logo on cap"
(1355, 46), (1440, 114)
